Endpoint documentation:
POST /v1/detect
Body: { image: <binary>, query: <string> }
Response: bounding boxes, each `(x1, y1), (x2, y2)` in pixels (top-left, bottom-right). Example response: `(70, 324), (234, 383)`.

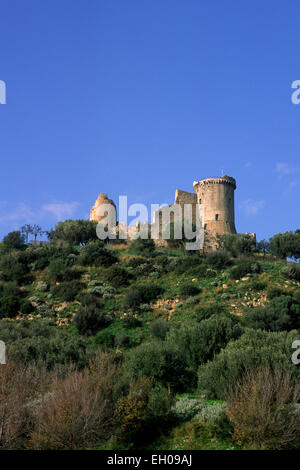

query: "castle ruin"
(90, 174), (237, 251)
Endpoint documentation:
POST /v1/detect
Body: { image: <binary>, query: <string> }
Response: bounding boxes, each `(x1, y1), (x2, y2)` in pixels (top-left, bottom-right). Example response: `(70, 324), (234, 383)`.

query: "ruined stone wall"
(90, 175), (237, 252)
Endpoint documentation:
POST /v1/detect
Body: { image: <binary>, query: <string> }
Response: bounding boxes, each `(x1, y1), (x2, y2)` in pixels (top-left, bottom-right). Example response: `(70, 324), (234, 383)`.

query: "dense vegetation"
(0, 223), (299, 450)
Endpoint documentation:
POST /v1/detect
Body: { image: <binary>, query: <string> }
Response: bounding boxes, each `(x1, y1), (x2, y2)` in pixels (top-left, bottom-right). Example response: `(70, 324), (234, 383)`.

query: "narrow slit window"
(215, 214), (219, 220)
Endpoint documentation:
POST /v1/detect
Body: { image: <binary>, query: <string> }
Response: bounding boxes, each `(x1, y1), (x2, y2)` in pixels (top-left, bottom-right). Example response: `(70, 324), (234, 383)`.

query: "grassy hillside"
(0, 233), (299, 450)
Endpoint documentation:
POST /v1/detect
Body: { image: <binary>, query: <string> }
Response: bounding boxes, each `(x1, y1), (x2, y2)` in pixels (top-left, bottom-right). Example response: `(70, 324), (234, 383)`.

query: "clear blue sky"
(0, 0), (299, 241)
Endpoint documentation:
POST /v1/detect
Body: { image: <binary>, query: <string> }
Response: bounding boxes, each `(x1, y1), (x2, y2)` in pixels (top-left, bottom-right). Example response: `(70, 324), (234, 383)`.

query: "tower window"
(199, 198), (202, 204)
(215, 214), (219, 220)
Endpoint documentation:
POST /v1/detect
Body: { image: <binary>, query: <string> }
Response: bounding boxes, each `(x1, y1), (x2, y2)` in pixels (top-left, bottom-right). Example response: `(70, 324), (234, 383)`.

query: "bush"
(51, 280), (83, 302)
(129, 238), (155, 256)
(122, 315), (142, 329)
(20, 300), (34, 315)
(172, 256), (204, 275)
(281, 263), (300, 281)
(230, 258), (261, 280)
(0, 282), (23, 318)
(227, 367), (300, 449)
(74, 304), (111, 335)
(172, 397), (204, 422)
(124, 284), (164, 310)
(0, 252), (29, 283)
(193, 402), (227, 424)
(250, 279), (267, 291)
(198, 329), (300, 399)
(195, 302), (229, 321)
(52, 219), (99, 246)
(179, 284), (200, 297)
(48, 258), (68, 282)
(78, 241), (117, 267)
(28, 353), (120, 449)
(115, 377), (173, 441)
(0, 319), (89, 368)
(123, 340), (193, 392)
(166, 315), (243, 374)
(150, 320), (170, 340)
(0, 362), (45, 449)
(104, 265), (131, 288)
(269, 231), (300, 260)
(94, 329), (115, 348)
(218, 233), (256, 257)
(2, 231), (25, 251)
(205, 251), (232, 270)
(243, 295), (300, 331)
(115, 332), (131, 348)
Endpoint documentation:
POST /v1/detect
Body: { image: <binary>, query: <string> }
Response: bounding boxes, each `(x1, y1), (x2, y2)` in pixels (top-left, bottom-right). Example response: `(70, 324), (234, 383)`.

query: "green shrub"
(193, 402), (227, 424)
(195, 302), (229, 321)
(48, 258), (68, 282)
(122, 315), (142, 329)
(218, 233), (256, 257)
(124, 284), (164, 310)
(186, 296), (199, 305)
(172, 256), (205, 275)
(0, 282), (23, 318)
(123, 340), (194, 392)
(20, 300), (35, 315)
(172, 397), (204, 422)
(205, 251), (232, 270)
(281, 263), (300, 281)
(0, 318), (89, 368)
(51, 280), (83, 302)
(150, 319), (170, 340)
(115, 332), (131, 348)
(94, 329), (115, 348)
(129, 238), (155, 256)
(0, 253), (29, 283)
(267, 286), (288, 299)
(251, 279), (267, 291)
(104, 265), (131, 288)
(2, 231), (25, 251)
(243, 295), (300, 331)
(78, 241), (117, 267)
(77, 293), (101, 306)
(179, 284), (201, 297)
(230, 259), (261, 280)
(166, 315), (243, 373)
(198, 329), (300, 399)
(74, 304), (111, 335)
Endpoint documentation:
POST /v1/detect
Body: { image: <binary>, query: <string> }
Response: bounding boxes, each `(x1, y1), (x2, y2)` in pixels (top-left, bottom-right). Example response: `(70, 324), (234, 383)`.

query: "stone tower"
(90, 193), (117, 222)
(193, 175), (237, 251)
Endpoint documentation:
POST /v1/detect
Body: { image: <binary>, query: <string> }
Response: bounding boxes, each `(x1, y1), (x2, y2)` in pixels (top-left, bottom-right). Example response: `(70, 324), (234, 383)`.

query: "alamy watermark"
(0, 340), (6, 364)
(291, 80), (300, 104)
(292, 340), (300, 365)
(0, 80), (6, 104)
(95, 196), (205, 250)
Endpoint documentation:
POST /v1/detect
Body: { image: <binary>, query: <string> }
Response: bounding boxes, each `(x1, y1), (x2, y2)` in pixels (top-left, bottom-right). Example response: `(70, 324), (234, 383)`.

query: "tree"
(217, 233), (256, 257)
(257, 239), (270, 259)
(2, 231), (25, 251)
(52, 220), (98, 245)
(20, 224), (33, 244)
(269, 231), (300, 260)
(31, 224), (43, 243)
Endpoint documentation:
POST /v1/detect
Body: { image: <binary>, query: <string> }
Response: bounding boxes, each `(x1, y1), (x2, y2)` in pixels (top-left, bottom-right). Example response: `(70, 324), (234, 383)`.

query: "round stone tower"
(193, 175), (237, 251)
(90, 193), (117, 222)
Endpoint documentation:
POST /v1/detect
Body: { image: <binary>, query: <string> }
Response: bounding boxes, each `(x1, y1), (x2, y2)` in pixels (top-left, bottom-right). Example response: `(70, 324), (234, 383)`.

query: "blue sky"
(0, 0), (299, 241)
